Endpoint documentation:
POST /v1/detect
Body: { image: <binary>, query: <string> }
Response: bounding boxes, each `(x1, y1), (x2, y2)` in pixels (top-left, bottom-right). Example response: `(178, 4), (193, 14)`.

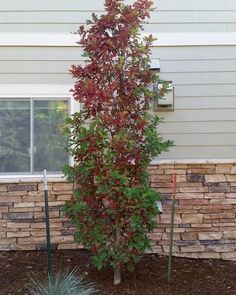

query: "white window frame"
(0, 84), (79, 181)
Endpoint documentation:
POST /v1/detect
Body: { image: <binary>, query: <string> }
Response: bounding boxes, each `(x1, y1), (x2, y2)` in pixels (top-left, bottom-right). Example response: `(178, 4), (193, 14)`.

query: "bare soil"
(0, 250), (235, 295)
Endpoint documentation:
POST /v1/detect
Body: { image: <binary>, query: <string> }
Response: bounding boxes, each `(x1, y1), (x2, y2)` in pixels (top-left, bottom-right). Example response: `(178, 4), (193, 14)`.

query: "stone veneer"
(0, 163), (236, 260)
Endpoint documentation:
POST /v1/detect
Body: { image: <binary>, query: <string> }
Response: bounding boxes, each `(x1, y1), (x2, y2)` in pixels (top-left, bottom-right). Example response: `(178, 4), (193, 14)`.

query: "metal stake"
(43, 169), (52, 280)
(168, 173), (176, 284)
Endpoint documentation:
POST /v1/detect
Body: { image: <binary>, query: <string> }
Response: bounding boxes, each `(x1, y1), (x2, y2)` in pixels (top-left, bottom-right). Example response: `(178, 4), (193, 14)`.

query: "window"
(0, 98), (69, 174)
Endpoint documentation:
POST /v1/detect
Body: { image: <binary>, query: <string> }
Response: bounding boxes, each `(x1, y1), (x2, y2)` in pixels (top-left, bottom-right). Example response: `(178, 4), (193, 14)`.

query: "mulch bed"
(0, 250), (235, 295)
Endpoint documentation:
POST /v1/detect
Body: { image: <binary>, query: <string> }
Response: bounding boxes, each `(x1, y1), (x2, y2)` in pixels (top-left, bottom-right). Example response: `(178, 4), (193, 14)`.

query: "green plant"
(28, 268), (97, 295)
(64, 0), (172, 285)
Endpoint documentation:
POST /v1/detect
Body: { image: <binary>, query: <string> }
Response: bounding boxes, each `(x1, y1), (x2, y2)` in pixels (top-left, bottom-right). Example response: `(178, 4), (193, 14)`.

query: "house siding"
(0, 0), (236, 259)
(2, 43), (236, 159)
(1, 0), (236, 33)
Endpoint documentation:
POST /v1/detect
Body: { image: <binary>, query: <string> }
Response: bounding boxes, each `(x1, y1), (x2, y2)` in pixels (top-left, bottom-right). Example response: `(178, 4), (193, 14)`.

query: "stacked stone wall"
(0, 163), (235, 260)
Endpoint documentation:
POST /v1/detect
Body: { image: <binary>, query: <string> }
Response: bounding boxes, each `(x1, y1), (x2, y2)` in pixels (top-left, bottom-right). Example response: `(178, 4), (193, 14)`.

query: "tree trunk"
(114, 223), (121, 285)
(114, 264), (121, 285)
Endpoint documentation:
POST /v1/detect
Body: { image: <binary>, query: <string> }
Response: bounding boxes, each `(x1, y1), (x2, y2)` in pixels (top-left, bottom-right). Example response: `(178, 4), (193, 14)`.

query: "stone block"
(7, 231), (30, 238)
(165, 229), (185, 236)
(0, 220), (7, 228)
(180, 245), (205, 252)
(61, 229), (76, 236)
(14, 202), (35, 208)
(187, 174), (205, 182)
(216, 165), (231, 174)
(176, 193), (204, 199)
(213, 222), (235, 227)
(161, 233), (180, 241)
(204, 212), (235, 220)
(155, 188), (174, 194)
(158, 164), (174, 169)
(176, 240), (200, 246)
(205, 244), (235, 253)
(181, 232), (198, 240)
(221, 252), (236, 260)
(223, 231), (236, 239)
(7, 222), (30, 229)
(210, 198), (236, 204)
(0, 206), (8, 213)
(205, 175), (226, 182)
(62, 221), (74, 228)
(176, 175), (187, 182)
(3, 212), (33, 220)
(0, 237), (16, 244)
(51, 235), (75, 243)
(198, 232), (223, 240)
(230, 187), (236, 193)
(182, 214), (203, 224)
(57, 194), (73, 201)
(178, 182), (203, 188)
(11, 244), (36, 251)
(226, 174), (236, 182)
(7, 185), (37, 192)
(17, 236), (46, 244)
(0, 245), (11, 251)
(150, 174), (173, 183)
(174, 165), (188, 169)
(207, 183), (230, 193)
(230, 166), (236, 174)
(174, 253), (199, 259)
(53, 183), (73, 191)
(179, 199), (208, 206)
(30, 230), (60, 237)
(38, 183), (53, 191)
(0, 185), (7, 192)
(34, 210), (60, 219)
(165, 169), (186, 175)
(9, 207), (42, 213)
(22, 195), (45, 202)
(226, 193), (236, 198)
(35, 201), (65, 207)
(204, 193), (226, 199)
(198, 253), (221, 259)
(162, 245), (180, 253)
(160, 214), (182, 224)
(0, 196), (22, 203)
(180, 187), (208, 193)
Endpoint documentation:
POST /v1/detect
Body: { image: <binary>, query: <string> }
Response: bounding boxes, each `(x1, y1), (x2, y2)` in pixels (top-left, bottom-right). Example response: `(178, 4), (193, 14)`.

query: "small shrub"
(28, 268), (97, 295)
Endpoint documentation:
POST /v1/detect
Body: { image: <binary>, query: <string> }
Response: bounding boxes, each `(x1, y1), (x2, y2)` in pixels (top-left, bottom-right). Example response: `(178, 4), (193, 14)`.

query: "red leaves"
(64, 0), (170, 272)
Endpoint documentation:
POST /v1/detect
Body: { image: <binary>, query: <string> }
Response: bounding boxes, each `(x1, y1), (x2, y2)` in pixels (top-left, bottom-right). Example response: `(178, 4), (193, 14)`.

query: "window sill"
(0, 174), (66, 183)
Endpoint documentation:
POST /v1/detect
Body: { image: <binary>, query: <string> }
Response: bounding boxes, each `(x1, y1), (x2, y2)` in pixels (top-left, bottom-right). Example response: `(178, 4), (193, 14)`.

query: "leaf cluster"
(64, 0), (172, 272)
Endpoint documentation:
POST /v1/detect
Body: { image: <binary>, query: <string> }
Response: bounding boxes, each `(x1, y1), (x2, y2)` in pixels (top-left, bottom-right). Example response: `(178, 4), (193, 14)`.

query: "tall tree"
(64, 0), (172, 284)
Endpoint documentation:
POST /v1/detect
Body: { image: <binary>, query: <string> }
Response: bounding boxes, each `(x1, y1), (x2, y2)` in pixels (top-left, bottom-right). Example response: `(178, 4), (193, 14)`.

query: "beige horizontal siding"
(162, 133), (236, 146)
(0, 0), (104, 11)
(154, 42), (236, 159)
(0, 47), (84, 61)
(159, 109), (236, 122)
(0, 42), (236, 159)
(159, 146), (236, 160)
(1, 1), (236, 33)
(0, 73), (73, 84)
(0, 0), (229, 11)
(152, 46), (236, 60)
(158, 121), (236, 134)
